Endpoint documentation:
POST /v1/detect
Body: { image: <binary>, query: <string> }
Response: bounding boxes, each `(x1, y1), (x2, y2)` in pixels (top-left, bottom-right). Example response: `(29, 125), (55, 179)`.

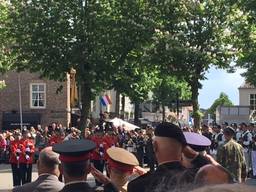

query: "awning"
(110, 117), (139, 131)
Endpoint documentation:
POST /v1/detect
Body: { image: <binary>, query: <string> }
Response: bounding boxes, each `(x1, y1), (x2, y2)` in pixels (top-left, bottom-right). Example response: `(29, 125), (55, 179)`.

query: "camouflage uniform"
(217, 139), (246, 182)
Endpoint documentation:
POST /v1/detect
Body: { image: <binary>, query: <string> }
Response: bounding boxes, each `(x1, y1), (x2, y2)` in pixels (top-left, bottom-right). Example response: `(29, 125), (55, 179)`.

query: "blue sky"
(198, 67), (246, 109)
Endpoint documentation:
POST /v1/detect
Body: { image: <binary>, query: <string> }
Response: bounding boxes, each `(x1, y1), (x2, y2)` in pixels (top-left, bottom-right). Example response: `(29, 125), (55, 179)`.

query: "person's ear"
(106, 164), (111, 175)
(86, 161), (91, 175)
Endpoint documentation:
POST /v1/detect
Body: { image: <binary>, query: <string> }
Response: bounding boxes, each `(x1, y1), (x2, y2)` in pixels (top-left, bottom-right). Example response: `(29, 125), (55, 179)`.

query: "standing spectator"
(29, 127), (37, 139)
(20, 130), (35, 184)
(136, 130), (145, 167)
(251, 133), (256, 178)
(145, 130), (156, 171)
(0, 133), (7, 163)
(35, 129), (48, 161)
(201, 124), (213, 154)
(240, 123), (253, 173)
(217, 127), (246, 182)
(210, 125), (225, 159)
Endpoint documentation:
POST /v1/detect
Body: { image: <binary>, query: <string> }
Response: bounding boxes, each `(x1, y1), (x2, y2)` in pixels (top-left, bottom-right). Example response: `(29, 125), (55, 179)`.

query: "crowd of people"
(0, 114), (256, 192)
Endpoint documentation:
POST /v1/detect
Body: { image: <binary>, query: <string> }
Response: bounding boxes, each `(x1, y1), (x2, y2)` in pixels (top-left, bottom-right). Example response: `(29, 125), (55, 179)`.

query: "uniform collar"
(39, 173), (58, 179)
(158, 161), (183, 168)
(65, 180), (88, 186)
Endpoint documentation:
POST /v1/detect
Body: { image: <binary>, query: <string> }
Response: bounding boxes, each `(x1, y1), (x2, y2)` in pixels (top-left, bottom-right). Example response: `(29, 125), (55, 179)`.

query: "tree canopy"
(208, 92), (233, 119)
(230, 0), (256, 85)
(1, 0), (245, 128)
(5, 0), (156, 128)
(145, 0), (237, 128)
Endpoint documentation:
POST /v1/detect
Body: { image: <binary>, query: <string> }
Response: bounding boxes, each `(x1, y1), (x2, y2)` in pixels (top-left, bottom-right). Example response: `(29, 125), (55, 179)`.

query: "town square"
(1, 1), (256, 192)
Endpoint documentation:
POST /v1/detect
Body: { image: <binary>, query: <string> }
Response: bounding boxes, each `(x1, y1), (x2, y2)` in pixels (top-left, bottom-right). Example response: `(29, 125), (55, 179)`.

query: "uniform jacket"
(59, 181), (118, 192)
(59, 181), (93, 192)
(127, 161), (194, 192)
(19, 138), (35, 164)
(90, 135), (107, 160)
(9, 140), (24, 164)
(12, 174), (64, 192)
(217, 139), (246, 182)
(48, 135), (63, 146)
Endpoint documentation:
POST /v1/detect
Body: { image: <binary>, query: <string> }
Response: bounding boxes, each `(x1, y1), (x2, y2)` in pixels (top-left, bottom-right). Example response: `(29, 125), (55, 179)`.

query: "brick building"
(0, 71), (70, 130)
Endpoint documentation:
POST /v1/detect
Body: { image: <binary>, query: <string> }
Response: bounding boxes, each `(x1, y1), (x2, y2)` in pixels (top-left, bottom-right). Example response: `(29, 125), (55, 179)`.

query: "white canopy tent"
(109, 117), (139, 131)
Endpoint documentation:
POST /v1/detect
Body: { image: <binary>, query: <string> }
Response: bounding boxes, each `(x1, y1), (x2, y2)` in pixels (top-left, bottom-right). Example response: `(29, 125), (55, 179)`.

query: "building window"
(250, 94), (256, 110)
(30, 83), (46, 109)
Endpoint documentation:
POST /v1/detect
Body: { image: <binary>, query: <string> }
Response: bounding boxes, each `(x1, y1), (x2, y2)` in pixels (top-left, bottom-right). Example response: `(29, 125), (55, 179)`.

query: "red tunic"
(90, 135), (107, 161)
(48, 135), (63, 146)
(9, 140), (24, 164)
(19, 139), (35, 164)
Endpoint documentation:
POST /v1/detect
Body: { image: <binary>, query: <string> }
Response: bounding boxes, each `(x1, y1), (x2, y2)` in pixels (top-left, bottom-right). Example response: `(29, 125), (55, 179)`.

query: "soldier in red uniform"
(48, 130), (64, 146)
(19, 130), (35, 184)
(90, 130), (107, 186)
(9, 131), (23, 186)
(47, 129), (65, 181)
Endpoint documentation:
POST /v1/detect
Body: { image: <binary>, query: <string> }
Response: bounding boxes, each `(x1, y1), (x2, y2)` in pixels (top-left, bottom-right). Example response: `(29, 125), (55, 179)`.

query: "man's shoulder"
(224, 140), (243, 149)
(13, 181), (36, 192)
(127, 171), (152, 192)
(13, 175), (64, 192)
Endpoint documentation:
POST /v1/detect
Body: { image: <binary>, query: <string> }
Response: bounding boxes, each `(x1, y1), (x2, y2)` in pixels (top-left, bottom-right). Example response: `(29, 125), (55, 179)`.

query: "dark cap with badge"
(53, 139), (96, 163)
(154, 122), (187, 145)
(183, 132), (211, 152)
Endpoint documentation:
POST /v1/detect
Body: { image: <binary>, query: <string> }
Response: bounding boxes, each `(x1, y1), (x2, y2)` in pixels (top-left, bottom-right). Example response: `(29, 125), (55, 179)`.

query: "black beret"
(223, 126), (236, 135)
(154, 122), (187, 145)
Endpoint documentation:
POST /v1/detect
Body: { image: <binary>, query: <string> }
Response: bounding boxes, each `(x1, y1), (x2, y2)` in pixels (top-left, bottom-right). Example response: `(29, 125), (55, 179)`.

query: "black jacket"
(127, 161), (194, 192)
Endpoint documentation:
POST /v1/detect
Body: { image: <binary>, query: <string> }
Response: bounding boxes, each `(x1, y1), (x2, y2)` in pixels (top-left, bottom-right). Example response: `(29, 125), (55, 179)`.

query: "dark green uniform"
(217, 139), (246, 182)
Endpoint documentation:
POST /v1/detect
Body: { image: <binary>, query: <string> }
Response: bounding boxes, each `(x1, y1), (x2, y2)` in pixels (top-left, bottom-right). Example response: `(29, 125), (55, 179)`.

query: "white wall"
(239, 88), (256, 106)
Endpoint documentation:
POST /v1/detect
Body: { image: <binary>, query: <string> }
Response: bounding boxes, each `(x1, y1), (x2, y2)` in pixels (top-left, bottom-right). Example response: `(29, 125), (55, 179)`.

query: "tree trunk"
(162, 103), (165, 122)
(191, 80), (201, 131)
(115, 90), (120, 117)
(121, 95), (125, 119)
(79, 82), (91, 130)
(134, 100), (140, 125)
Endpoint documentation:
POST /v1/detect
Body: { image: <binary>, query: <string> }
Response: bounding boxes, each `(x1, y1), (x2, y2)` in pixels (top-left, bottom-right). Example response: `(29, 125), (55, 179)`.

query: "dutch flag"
(100, 95), (112, 106)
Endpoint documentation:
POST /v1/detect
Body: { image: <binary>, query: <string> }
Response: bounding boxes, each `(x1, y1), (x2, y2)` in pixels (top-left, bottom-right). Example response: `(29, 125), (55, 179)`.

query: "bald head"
(195, 164), (233, 186)
(38, 147), (60, 176)
(153, 136), (183, 164)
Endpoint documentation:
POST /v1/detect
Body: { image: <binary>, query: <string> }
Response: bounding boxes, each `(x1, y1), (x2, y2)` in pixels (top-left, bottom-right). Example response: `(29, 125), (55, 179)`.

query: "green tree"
(0, 1), (14, 73)
(230, 1), (256, 85)
(152, 75), (191, 122)
(7, 0), (155, 129)
(112, 57), (159, 124)
(208, 92), (233, 120)
(146, 0), (236, 129)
